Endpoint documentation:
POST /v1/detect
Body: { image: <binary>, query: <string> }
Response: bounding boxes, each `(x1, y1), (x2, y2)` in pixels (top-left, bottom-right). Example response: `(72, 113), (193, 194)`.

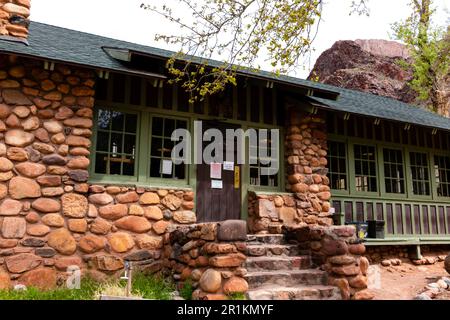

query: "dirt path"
(369, 261), (448, 300)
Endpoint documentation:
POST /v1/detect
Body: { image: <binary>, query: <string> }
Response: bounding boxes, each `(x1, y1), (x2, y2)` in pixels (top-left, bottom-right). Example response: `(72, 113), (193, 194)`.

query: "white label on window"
(161, 160), (173, 175)
(223, 161), (234, 171)
(211, 180), (223, 189)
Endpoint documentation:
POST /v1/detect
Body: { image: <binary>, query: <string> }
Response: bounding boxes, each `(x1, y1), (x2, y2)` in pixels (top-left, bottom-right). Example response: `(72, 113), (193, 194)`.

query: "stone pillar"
(0, 0), (31, 41)
(285, 103), (333, 227)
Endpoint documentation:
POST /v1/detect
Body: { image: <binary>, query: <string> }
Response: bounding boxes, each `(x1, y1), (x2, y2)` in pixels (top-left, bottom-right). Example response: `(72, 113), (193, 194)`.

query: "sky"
(30, 0), (450, 79)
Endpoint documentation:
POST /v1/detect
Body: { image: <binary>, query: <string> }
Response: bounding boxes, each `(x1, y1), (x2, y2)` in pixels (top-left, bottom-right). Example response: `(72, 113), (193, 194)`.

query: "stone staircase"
(245, 234), (341, 300)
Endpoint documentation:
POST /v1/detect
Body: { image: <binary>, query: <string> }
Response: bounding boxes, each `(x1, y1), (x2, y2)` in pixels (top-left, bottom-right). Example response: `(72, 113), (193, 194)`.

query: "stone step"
(246, 234), (285, 245)
(245, 256), (311, 271)
(246, 243), (302, 257)
(247, 285), (342, 300)
(245, 269), (327, 288)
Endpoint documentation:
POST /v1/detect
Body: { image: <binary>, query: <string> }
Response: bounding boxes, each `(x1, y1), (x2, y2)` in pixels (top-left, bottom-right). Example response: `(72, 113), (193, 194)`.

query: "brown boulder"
(78, 234), (105, 253)
(209, 253), (246, 267)
(67, 157), (90, 169)
(92, 255), (124, 271)
(98, 204), (128, 220)
(2, 89), (32, 105)
(152, 220), (169, 234)
(89, 193), (113, 205)
(61, 193), (88, 217)
(139, 192), (160, 205)
(348, 275), (368, 289)
(15, 162), (46, 178)
(9, 176), (41, 199)
(144, 206), (163, 220)
(0, 199), (23, 216)
(445, 255), (450, 275)
(90, 218), (112, 235)
(223, 277), (248, 294)
(47, 228), (77, 255)
(68, 219), (88, 233)
(31, 198), (61, 213)
(161, 194), (182, 210)
(217, 220), (247, 241)
(1, 217), (26, 238)
(108, 232), (134, 253)
(20, 267), (56, 290)
(41, 213), (65, 227)
(199, 269), (222, 293)
(135, 234), (163, 250)
(173, 210), (196, 224)
(0, 157), (13, 171)
(26, 224), (51, 237)
(54, 257), (82, 271)
(5, 253), (41, 273)
(116, 191), (139, 204)
(114, 216), (152, 233)
(6, 147), (28, 161)
(5, 129), (34, 147)
(37, 175), (62, 186)
(42, 154), (67, 166)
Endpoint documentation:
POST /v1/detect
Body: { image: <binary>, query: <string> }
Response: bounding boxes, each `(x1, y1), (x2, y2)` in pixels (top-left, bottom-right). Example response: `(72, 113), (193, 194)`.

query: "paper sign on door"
(234, 166), (240, 189)
(211, 180), (223, 189)
(223, 161), (234, 171)
(161, 160), (173, 175)
(210, 163), (222, 179)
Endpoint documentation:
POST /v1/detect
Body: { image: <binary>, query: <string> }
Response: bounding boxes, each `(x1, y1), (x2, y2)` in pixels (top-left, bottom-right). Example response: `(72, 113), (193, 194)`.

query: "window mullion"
(138, 112), (150, 183)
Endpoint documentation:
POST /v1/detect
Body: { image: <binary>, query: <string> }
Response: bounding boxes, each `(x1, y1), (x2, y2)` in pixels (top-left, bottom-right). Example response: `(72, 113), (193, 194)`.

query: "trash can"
(367, 220), (385, 239)
(345, 222), (368, 240)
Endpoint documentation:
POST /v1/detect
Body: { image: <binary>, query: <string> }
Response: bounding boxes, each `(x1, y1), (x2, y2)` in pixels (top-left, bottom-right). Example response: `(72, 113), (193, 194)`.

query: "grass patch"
(0, 273), (175, 300)
(228, 292), (247, 300)
(179, 278), (194, 300)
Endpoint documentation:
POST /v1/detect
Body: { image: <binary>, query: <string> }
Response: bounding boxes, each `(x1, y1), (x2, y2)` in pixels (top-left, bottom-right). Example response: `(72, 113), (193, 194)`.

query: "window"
(434, 155), (450, 197)
(354, 144), (377, 192)
(383, 148), (405, 194)
(249, 129), (279, 187)
(149, 116), (188, 180)
(328, 141), (347, 190)
(410, 152), (430, 195)
(94, 108), (138, 176)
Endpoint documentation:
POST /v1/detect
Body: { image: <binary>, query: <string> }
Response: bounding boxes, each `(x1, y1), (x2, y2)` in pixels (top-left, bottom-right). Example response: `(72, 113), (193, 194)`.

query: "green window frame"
(354, 144), (378, 193)
(92, 107), (139, 179)
(434, 155), (450, 197)
(148, 115), (189, 181)
(328, 141), (348, 191)
(383, 148), (405, 194)
(249, 128), (280, 188)
(410, 151), (431, 196)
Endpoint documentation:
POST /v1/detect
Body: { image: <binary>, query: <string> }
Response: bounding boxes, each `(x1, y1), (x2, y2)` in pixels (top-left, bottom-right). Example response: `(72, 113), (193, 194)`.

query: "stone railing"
(285, 225), (373, 300)
(163, 220), (248, 300)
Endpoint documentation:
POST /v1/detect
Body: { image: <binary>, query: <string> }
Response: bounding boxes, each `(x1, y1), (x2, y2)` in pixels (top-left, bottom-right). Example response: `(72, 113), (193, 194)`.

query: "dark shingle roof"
(0, 21), (449, 132)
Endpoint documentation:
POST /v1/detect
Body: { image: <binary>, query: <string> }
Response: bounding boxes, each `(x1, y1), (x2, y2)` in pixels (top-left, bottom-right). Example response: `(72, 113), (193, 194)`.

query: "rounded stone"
(116, 191), (139, 204)
(0, 199), (23, 216)
(5, 253), (41, 274)
(9, 176), (42, 199)
(89, 193), (113, 206)
(47, 228), (77, 255)
(0, 157), (13, 172)
(445, 255), (450, 275)
(98, 204), (128, 220)
(199, 269), (222, 293)
(59, 193), (87, 218)
(41, 213), (65, 227)
(5, 129), (34, 147)
(7, 147), (28, 161)
(26, 224), (51, 237)
(90, 218), (112, 235)
(78, 234), (105, 253)
(144, 206), (163, 221)
(129, 204), (144, 216)
(223, 277), (249, 294)
(161, 194), (182, 210)
(15, 162), (46, 178)
(108, 232), (134, 253)
(68, 219), (88, 233)
(1, 217), (26, 238)
(114, 216), (152, 233)
(139, 192), (160, 205)
(152, 220), (169, 235)
(135, 234), (163, 250)
(31, 198), (61, 213)
(173, 211), (196, 224)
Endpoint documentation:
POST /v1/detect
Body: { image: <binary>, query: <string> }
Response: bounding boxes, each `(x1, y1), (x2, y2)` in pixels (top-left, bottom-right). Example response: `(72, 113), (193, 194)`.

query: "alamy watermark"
(171, 121), (280, 175)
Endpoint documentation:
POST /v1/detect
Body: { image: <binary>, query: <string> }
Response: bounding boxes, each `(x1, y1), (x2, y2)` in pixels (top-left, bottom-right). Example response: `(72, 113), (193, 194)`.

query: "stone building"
(0, 0), (449, 300)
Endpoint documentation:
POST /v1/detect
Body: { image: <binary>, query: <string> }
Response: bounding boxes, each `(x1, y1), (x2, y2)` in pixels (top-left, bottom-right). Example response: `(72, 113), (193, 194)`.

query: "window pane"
(410, 152), (430, 195)
(435, 155), (450, 197)
(94, 108), (138, 177)
(383, 148), (405, 194)
(327, 141), (347, 190)
(354, 144), (377, 192)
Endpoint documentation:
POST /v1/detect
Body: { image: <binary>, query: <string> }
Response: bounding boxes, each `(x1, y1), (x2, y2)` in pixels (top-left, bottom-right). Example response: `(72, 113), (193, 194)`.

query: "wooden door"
(196, 121), (241, 222)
